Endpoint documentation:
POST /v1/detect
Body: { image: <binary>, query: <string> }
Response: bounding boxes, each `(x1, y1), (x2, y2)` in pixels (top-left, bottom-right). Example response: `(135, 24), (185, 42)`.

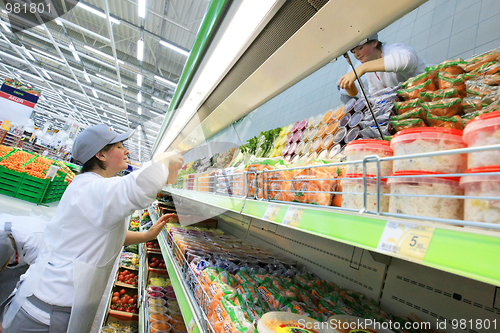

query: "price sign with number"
(377, 221), (435, 261)
(188, 317), (196, 333)
(263, 203), (280, 221)
(282, 206), (304, 227)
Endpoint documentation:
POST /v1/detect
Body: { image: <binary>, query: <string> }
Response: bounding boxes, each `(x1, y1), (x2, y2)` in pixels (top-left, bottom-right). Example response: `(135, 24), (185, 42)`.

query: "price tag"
(282, 206), (304, 227)
(188, 317), (196, 333)
(263, 203), (280, 221)
(377, 221), (435, 261)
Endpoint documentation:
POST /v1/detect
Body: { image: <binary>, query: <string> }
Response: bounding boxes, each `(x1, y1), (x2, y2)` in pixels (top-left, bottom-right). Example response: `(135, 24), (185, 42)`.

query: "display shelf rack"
(149, 207), (203, 333)
(138, 241), (146, 333)
(166, 187), (500, 287)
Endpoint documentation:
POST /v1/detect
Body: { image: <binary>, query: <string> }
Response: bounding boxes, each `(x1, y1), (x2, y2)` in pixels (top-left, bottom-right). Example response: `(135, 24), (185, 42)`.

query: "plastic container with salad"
(463, 111), (500, 169)
(344, 139), (393, 176)
(341, 174), (390, 212)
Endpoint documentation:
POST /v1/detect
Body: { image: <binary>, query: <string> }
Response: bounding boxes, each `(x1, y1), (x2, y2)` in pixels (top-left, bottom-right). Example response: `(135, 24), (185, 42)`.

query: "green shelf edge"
(167, 189), (500, 287)
(157, 234), (201, 333)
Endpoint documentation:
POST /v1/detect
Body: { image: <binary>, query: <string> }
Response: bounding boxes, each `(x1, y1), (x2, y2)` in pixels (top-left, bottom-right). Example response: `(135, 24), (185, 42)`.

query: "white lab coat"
(3, 159), (169, 332)
(366, 43), (426, 95)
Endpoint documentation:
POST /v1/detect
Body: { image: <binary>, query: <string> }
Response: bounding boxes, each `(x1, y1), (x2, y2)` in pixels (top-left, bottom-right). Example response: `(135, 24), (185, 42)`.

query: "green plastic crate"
(0, 167), (24, 182)
(0, 188), (17, 197)
(16, 192), (42, 204)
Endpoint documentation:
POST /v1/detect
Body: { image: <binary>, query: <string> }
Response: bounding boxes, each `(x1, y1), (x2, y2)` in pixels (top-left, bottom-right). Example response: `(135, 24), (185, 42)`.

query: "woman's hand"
(144, 213), (177, 241)
(167, 154), (184, 185)
(339, 70), (360, 90)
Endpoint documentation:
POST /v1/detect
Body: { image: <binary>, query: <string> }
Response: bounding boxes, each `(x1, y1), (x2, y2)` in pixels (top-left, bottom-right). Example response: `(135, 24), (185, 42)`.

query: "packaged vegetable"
(437, 72), (466, 97)
(390, 127), (467, 174)
(425, 112), (464, 130)
(462, 96), (482, 112)
(332, 166), (346, 207)
(466, 80), (498, 97)
(464, 51), (500, 72)
(394, 98), (422, 114)
(390, 118), (427, 132)
(421, 97), (463, 117)
(420, 87), (460, 101)
(390, 107), (426, 121)
(388, 171), (463, 220)
(436, 58), (466, 75)
(344, 139), (393, 176)
(483, 73), (500, 86)
(341, 174), (390, 212)
(460, 167), (500, 226)
(463, 111), (500, 168)
(397, 80), (436, 100)
(401, 72), (429, 88)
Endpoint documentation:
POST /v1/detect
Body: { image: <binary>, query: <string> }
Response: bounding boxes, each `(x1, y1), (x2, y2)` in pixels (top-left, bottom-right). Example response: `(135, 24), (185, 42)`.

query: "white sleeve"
(76, 160), (169, 229)
(383, 44), (420, 74)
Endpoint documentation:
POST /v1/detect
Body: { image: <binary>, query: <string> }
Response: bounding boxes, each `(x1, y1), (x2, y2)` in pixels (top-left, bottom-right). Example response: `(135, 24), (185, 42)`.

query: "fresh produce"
(110, 290), (138, 313)
(146, 241), (160, 251)
(149, 256), (166, 269)
(240, 128), (282, 158)
(117, 269), (138, 285)
(128, 219), (140, 231)
(124, 244), (138, 254)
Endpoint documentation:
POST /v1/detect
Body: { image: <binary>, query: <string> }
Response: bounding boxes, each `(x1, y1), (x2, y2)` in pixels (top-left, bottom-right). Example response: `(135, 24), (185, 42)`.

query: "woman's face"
(351, 40), (378, 63)
(103, 141), (129, 174)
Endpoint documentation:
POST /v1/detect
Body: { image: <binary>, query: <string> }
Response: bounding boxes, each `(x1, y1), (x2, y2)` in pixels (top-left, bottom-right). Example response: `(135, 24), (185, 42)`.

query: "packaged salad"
(390, 118), (426, 132)
(464, 50), (500, 72)
(390, 107), (426, 121)
(420, 87), (460, 102)
(401, 72), (429, 89)
(341, 174), (390, 212)
(463, 111), (500, 168)
(425, 112), (464, 130)
(388, 171), (463, 220)
(436, 58), (466, 75)
(421, 97), (463, 117)
(394, 98), (422, 114)
(437, 72), (466, 97)
(390, 127), (467, 174)
(397, 80), (436, 100)
(344, 139), (393, 176)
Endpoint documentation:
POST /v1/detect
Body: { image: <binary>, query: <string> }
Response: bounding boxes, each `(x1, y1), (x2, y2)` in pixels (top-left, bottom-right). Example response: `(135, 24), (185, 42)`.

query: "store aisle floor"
(0, 194), (59, 220)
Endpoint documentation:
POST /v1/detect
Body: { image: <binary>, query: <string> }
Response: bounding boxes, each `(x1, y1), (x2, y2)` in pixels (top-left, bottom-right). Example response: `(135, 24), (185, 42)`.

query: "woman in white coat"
(339, 33), (426, 95)
(2, 124), (183, 333)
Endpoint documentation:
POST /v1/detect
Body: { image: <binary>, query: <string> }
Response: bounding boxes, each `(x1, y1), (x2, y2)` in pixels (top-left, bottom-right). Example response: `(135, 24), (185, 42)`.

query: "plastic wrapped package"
(344, 139), (393, 176)
(394, 98), (422, 115)
(390, 107), (426, 122)
(460, 166), (500, 225)
(420, 87), (460, 102)
(359, 124), (390, 139)
(436, 59), (467, 75)
(426, 112), (464, 130)
(483, 74), (500, 86)
(463, 111), (500, 168)
(268, 169), (295, 202)
(464, 50), (500, 72)
(344, 99), (356, 114)
(341, 174), (390, 212)
(401, 72), (429, 89)
(326, 120), (339, 136)
(466, 80), (499, 98)
(462, 96), (482, 112)
(437, 72), (466, 97)
(390, 127), (467, 173)
(390, 118), (426, 132)
(397, 80), (436, 100)
(388, 171), (463, 220)
(317, 122), (328, 138)
(421, 97), (463, 117)
(323, 109), (335, 124)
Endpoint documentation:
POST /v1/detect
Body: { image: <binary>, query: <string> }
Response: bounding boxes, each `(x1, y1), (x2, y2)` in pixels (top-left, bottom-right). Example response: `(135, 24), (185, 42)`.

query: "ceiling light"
(18, 70), (42, 81)
(109, 105), (123, 111)
(69, 43), (80, 61)
(138, 107), (142, 115)
(55, 19), (63, 26)
(92, 89), (98, 98)
(58, 89), (64, 95)
(96, 73), (127, 88)
(77, 2), (120, 24)
(150, 110), (164, 116)
(137, 39), (144, 61)
(84, 72), (91, 83)
(41, 69), (52, 80)
(0, 21), (10, 33)
(138, 0), (146, 18)
(84, 46), (124, 65)
(159, 40), (190, 57)
(23, 48), (35, 61)
(63, 87), (85, 97)
(152, 96), (170, 105)
(137, 91), (142, 103)
(137, 73), (142, 87)
(31, 48), (62, 62)
(154, 75), (177, 88)
(103, 112), (108, 117)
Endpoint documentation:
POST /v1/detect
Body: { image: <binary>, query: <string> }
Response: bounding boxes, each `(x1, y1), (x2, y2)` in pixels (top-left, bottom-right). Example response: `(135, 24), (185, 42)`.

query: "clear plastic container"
(303, 140), (312, 154)
(390, 128), (467, 174)
(258, 311), (334, 333)
(292, 130), (302, 142)
(307, 151), (318, 160)
(291, 121), (300, 133)
(150, 321), (172, 333)
(312, 137), (323, 152)
(344, 99), (356, 113)
(332, 127), (347, 144)
(354, 98), (368, 113)
(100, 327), (117, 333)
(463, 111), (500, 169)
(341, 174), (390, 212)
(307, 116), (315, 128)
(349, 111), (363, 127)
(286, 133), (294, 144)
(460, 166), (500, 225)
(288, 142), (298, 155)
(317, 122), (328, 138)
(150, 313), (171, 323)
(334, 105), (347, 120)
(323, 109), (335, 124)
(301, 128), (310, 142)
(339, 113), (351, 127)
(345, 139), (393, 176)
(388, 171), (463, 220)
(345, 127), (360, 143)
(295, 141), (305, 155)
(328, 144), (342, 159)
(322, 134), (334, 151)
(291, 154), (300, 164)
(314, 113), (324, 127)
(149, 305), (168, 314)
(317, 149), (328, 160)
(149, 297), (167, 307)
(326, 120), (339, 135)
(298, 119), (308, 131)
(308, 127), (318, 141)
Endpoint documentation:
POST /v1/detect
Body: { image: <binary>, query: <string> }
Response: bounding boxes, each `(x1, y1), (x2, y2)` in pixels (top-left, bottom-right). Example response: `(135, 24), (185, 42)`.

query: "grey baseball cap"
(351, 33), (379, 50)
(0, 231), (14, 270)
(72, 124), (134, 164)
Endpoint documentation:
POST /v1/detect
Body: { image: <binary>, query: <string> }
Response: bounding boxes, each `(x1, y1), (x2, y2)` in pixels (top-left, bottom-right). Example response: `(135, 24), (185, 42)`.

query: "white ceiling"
(0, 0), (210, 161)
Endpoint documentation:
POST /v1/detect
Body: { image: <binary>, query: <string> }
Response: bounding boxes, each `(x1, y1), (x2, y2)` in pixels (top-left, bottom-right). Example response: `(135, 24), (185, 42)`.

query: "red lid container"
(388, 170), (461, 185)
(460, 166), (500, 186)
(463, 110), (500, 144)
(390, 127), (465, 149)
(344, 139), (392, 154)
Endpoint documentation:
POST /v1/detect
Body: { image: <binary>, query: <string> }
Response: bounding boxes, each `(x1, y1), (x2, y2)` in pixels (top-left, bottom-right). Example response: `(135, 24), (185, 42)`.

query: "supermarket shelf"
(149, 208), (203, 333)
(115, 281), (138, 289)
(167, 187), (500, 287)
(138, 242), (146, 333)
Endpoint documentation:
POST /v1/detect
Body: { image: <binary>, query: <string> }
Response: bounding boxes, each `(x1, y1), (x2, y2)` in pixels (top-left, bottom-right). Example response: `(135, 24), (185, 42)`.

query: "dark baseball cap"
(72, 124), (134, 164)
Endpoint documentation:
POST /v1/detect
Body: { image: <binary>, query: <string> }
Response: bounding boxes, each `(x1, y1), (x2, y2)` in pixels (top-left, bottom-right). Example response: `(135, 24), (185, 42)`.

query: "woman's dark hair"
(374, 40), (383, 51)
(80, 143), (114, 174)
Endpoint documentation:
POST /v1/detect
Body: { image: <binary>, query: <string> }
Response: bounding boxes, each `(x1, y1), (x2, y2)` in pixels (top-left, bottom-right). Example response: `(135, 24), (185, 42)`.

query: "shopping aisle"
(0, 193), (59, 220)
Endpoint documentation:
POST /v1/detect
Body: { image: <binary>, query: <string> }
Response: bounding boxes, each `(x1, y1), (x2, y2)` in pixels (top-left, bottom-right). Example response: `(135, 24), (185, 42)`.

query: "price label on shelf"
(188, 317), (196, 333)
(282, 206), (304, 227)
(263, 203), (280, 221)
(377, 221), (435, 261)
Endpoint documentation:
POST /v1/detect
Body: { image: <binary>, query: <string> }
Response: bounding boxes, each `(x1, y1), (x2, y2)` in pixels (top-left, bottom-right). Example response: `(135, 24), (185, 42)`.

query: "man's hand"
(144, 213), (177, 241)
(339, 69), (361, 90)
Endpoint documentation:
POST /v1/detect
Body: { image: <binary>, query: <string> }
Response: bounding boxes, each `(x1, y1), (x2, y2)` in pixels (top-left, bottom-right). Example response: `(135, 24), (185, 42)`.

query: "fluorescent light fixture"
(69, 43), (80, 61)
(41, 69), (52, 80)
(18, 70), (42, 81)
(159, 40), (190, 57)
(84, 46), (124, 65)
(103, 112), (108, 117)
(137, 73), (142, 87)
(138, 0), (146, 18)
(55, 19), (63, 26)
(92, 89), (98, 98)
(150, 110), (164, 116)
(83, 72), (91, 83)
(1, 22), (11, 33)
(137, 107), (142, 115)
(77, 2), (120, 24)
(1, 10), (7, 14)
(137, 39), (144, 61)
(96, 73), (128, 88)
(137, 91), (142, 103)
(23, 48), (35, 61)
(152, 96), (170, 105)
(58, 89), (64, 95)
(32, 48), (62, 62)
(63, 87), (85, 97)
(109, 104), (123, 111)
(66, 98), (73, 105)
(154, 75), (177, 88)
